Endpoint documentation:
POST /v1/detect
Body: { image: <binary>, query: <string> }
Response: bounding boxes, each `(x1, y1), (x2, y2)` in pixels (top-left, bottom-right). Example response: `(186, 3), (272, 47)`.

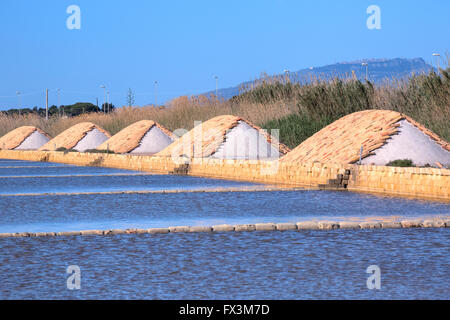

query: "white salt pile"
(212, 121), (281, 160)
(0, 126), (51, 150)
(72, 128), (110, 152)
(39, 122), (111, 152)
(157, 115), (290, 160)
(130, 125), (174, 154)
(361, 119), (450, 166)
(96, 120), (176, 154)
(15, 130), (50, 150)
(281, 110), (450, 167)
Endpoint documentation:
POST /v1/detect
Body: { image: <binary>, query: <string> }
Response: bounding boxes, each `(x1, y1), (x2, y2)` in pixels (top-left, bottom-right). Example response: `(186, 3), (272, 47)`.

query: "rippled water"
(0, 159), (448, 299)
(1, 190), (449, 234)
(0, 160), (257, 195)
(0, 163), (133, 177)
(0, 229), (448, 299)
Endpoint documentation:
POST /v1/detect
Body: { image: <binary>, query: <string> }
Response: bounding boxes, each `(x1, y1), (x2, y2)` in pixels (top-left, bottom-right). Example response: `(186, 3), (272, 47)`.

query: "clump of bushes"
(386, 159), (415, 167)
(84, 149), (116, 154)
(55, 147), (77, 153)
(263, 114), (331, 149)
(54, 147), (115, 154)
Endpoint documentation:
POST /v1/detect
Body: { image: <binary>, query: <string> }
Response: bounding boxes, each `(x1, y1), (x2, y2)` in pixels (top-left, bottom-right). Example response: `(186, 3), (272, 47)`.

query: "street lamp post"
(16, 91), (21, 116)
(106, 91), (110, 113)
(214, 75), (218, 100)
(361, 63), (368, 81)
(432, 53), (441, 73)
(100, 85), (106, 113)
(283, 69), (290, 83)
(154, 81), (158, 106)
(41, 89), (49, 120)
(57, 88), (61, 117)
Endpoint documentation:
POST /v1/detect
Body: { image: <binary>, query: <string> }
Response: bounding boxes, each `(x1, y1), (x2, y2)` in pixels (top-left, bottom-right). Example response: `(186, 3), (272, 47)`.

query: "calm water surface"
(0, 159), (448, 299)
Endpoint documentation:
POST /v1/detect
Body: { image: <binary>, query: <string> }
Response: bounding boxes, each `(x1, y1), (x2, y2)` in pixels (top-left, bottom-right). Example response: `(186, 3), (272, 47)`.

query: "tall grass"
(1, 65), (449, 149)
(0, 96), (295, 138)
(235, 68), (449, 148)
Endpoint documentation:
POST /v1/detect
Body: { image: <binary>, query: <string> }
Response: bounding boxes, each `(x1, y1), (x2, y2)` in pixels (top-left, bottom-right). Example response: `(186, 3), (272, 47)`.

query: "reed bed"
(1, 66), (449, 149)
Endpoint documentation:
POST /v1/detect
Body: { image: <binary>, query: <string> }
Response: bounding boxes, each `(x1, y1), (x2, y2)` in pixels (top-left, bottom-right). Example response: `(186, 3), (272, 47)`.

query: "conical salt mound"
(281, 110), (450, 167)
(0, 126), (51, 150)
(97, 120), (176, 154)
(157, 115), (290, 160)
(39, 122), (111, 152)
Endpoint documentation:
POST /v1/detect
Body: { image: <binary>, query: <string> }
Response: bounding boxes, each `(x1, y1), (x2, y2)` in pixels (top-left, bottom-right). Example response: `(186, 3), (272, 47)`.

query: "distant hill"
(203, 58), (434, 100)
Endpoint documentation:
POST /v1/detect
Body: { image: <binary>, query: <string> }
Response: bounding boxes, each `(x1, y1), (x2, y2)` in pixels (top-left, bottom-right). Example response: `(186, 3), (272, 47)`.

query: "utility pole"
(45, 89), (49, 120)
(154, 80), (158, 106)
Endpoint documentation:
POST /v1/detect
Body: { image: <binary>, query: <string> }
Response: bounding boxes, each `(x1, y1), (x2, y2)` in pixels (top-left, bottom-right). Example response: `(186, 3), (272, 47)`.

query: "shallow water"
(0, 170), (258, 195)
(0, 160), (449, 234)
(0, 160), (69, 167)
(0, 159), (448, 299)
(0, 164), (136, 177)
(1, 189), (449, 234)
(0, 229), (448, 299)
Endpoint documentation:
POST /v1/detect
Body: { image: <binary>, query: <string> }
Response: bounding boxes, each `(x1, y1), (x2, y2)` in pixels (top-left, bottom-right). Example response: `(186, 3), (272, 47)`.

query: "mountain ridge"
(202, 57), (435, 100)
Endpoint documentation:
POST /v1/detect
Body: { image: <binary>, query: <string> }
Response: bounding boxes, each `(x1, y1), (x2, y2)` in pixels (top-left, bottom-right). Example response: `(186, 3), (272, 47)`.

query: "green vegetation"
(0, 102), (110, 118)
(230, 82), (299, 105)
(386, 159), (415, 167)
(257, 68), (450, 148)
(84, 149), (116, 154)
(55, 147), (77, 153)
(263, 114), (332, 149)
(62, 103), (101, 116)
(254, 79), (379, 148)
(54, 147), (115, 154)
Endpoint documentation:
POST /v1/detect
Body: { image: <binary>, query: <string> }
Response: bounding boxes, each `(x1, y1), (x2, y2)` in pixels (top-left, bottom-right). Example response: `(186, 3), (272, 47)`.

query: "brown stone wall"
(347, 164), (450, 200)
(0, 150), (448, 201)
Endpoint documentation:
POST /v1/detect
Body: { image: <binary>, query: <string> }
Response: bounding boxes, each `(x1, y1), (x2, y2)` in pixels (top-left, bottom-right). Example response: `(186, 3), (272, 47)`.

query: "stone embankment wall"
(0, 150), (448, 201)
(347, 164), (449, 200)
(1, 217), (448, 238)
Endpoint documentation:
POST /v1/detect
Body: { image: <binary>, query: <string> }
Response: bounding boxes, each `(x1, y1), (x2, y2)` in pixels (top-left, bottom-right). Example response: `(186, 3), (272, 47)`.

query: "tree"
(127, 88), (135, 106)
(101, 103), (115, 113)
(63, 102), (100, 117)
(48, 105), (59, 116)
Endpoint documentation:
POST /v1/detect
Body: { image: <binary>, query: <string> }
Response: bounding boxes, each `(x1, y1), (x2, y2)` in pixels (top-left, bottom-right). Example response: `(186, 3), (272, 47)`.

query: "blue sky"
(0, 0), (448, 109)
